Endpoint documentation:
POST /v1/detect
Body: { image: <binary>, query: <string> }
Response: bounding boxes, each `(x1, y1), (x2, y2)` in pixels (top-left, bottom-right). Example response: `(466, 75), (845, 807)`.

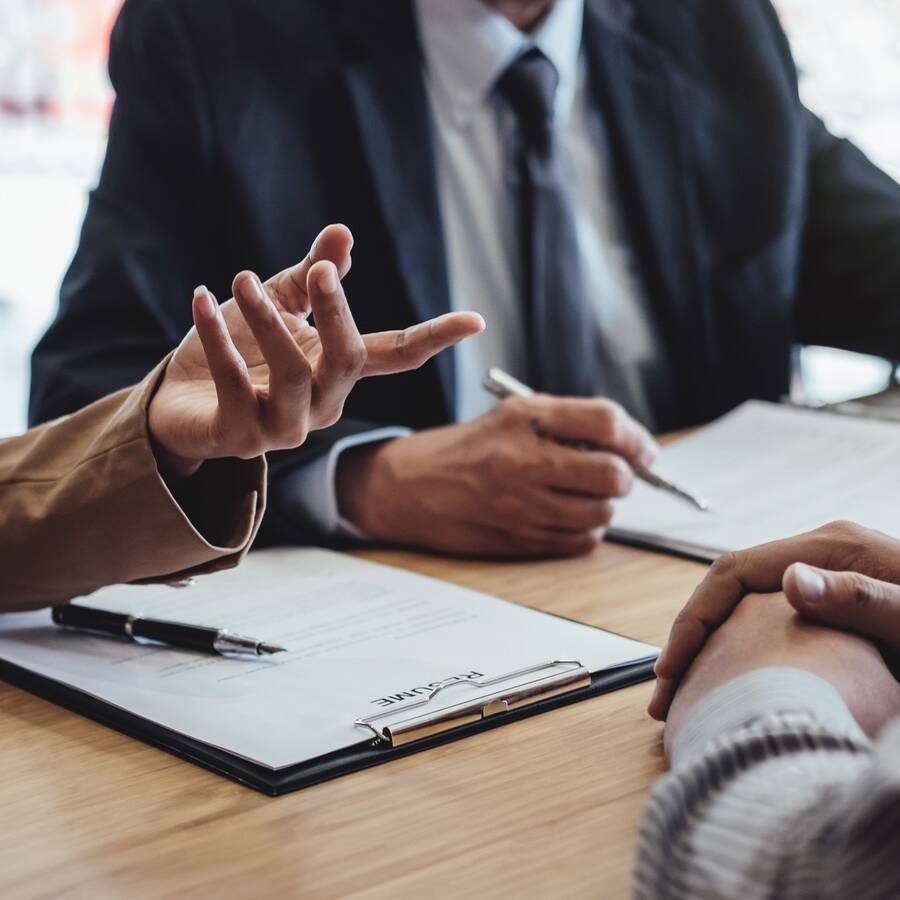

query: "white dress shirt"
(417, 0), (662, 423)
(282, 0), (663, 536)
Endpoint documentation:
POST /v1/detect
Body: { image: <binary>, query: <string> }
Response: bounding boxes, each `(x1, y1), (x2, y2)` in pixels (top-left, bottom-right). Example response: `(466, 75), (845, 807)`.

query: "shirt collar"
(415, 0), (585, 128)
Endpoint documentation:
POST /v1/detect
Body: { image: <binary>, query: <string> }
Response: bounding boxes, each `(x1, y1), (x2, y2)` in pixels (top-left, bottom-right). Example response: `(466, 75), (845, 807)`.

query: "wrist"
(147, 397), (204, 482)
(335, 439), (401, 539)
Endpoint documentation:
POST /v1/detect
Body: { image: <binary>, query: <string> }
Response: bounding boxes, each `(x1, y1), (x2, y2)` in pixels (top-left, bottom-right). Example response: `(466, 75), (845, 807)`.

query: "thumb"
(784, 562), (900, 653)
(361, 312), (485, 376)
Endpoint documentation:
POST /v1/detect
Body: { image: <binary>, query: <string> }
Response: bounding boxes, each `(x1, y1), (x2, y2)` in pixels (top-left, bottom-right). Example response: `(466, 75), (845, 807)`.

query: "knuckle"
(331, 355), (362, 381)
(710, 551), (740, 579)
(487, 444), (522, 480)
(224, 365), (249, 393)
(846, 573), (875, 608)
(392, 328), (418, 363)
(602, 456), (633, 496)
(822, 519), (863, 541)
(595, 500), (614, 527)
(496, 395), (530, 426)
(821, 520), (880, 574)
(595, 400), (624, 442)
(495, 494), (524, 522)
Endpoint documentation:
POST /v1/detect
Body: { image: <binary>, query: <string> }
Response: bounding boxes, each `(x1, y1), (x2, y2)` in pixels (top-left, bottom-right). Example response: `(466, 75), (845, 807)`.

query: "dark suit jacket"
(30, 0), (900, 545)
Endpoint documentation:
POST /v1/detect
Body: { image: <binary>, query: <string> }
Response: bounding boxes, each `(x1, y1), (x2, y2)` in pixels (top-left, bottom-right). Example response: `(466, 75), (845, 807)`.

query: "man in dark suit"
(30, 0), (900, 557)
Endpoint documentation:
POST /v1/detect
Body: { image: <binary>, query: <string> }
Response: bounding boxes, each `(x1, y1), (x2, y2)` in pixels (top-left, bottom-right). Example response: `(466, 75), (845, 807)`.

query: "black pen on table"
(483, 367), (710, 512)
(51, 604), (287, 657)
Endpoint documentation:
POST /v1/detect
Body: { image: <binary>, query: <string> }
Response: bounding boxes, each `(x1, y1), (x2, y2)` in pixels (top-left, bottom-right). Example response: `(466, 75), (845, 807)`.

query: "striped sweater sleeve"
(633, 667), (900, 900)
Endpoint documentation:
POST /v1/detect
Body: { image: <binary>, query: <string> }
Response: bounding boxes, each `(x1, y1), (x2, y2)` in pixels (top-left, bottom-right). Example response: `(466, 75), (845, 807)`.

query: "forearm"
(634, 668), (900, 899)
(1, 358), (266, 610)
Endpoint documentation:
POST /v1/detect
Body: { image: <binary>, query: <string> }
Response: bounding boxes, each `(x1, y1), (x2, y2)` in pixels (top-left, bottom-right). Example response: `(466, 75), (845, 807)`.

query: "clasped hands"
(148, 225), (484, 479)
(651, 521), (900, 748)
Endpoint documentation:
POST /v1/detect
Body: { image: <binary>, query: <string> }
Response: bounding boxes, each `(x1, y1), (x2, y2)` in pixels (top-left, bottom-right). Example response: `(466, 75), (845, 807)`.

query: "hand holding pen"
(335, 366), (685, 559)
(485, 369), (709, 512)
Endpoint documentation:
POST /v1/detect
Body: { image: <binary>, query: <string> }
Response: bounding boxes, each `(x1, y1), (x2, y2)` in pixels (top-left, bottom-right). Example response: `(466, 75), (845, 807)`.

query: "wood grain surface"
(0, 541), (708, 899)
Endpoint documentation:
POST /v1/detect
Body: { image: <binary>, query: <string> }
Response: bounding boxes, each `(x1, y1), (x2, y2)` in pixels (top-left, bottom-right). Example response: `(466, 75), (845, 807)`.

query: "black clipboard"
(0, 647), (655, 796)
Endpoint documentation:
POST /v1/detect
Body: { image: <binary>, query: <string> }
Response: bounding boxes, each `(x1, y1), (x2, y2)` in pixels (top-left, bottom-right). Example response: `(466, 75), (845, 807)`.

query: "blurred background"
(1, 0), (899, 437)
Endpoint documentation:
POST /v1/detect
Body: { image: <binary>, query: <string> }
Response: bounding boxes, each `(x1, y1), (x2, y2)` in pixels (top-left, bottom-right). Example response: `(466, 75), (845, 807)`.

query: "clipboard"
(0, 647), (654, 796)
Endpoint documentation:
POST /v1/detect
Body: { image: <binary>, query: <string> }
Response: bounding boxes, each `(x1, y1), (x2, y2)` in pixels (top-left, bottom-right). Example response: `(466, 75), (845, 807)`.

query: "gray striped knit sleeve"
(633, 667), (900, 900)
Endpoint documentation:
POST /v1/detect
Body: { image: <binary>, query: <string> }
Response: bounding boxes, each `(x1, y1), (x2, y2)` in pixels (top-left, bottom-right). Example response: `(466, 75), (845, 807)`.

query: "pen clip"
(354, 660), (590, 747)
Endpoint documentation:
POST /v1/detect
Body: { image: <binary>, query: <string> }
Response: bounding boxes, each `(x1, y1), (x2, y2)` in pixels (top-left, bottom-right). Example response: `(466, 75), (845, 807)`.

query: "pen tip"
(259, 643), (287, 655)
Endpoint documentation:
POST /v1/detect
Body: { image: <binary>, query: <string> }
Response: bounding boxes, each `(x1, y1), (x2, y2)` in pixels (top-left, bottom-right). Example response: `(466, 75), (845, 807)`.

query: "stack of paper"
(611, 401), (900, 561)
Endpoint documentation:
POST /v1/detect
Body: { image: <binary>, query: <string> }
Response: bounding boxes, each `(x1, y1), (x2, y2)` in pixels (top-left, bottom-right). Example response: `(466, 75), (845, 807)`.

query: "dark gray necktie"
(495, 48), (596, 396)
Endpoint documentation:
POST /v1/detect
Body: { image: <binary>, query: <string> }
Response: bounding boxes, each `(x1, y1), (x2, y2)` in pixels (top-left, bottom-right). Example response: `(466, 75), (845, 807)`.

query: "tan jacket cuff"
(126, 354), (268, 582)
(0, 354), (266, 609)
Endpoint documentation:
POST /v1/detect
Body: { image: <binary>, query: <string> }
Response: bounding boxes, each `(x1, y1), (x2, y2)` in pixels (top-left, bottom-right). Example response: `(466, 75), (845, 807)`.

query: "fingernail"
(793, 563), (826, 602)
(654, 647), (669, 674)
(317, 262), (337, 293)
(193, 285), (219, 318)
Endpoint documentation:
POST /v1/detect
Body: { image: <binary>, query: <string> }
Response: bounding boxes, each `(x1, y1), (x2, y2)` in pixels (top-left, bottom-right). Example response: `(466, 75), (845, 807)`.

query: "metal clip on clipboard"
(354, 660), (591, 747)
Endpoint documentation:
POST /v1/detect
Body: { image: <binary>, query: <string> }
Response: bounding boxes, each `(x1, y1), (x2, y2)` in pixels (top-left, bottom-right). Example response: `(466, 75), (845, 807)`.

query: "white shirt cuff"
(670, 666), (869, 769)
(278, 427), (411, 539)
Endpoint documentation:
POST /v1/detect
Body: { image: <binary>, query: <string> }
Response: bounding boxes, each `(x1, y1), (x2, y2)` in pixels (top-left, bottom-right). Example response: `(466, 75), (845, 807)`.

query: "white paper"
(612, 400), (900, 561)
(0, 549), (657, 769)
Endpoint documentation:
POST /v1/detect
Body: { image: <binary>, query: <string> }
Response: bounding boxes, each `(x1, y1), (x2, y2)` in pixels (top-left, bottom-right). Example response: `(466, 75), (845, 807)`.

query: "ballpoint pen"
(51, 604), (287, 657)
(484, 367), (710, 512)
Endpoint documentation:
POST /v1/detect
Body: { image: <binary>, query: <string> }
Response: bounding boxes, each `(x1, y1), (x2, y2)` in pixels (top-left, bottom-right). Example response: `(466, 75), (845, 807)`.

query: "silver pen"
(484, 367), (710, 512)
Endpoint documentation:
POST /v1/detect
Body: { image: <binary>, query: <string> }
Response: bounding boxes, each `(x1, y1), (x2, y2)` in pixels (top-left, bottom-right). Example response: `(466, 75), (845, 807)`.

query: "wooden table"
(0, 542), (708, 899)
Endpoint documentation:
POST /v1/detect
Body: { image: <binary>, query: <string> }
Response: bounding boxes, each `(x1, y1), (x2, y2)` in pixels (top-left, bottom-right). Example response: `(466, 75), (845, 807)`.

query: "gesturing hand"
(649, 520), (900, 720)
(148, 225), (485, 479)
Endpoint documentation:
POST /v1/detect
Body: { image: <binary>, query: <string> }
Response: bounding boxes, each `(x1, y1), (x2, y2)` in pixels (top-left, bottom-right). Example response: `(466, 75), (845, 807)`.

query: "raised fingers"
(306, 260), (367, 424)
(192, 286), (256, 422)
(361, 312), (486, 376)
(232, 271), (312, 436)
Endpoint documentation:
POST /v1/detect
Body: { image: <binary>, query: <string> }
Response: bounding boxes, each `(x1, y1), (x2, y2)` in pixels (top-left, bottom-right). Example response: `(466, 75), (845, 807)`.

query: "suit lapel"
(583, 0), (718, 425)
(340, 1), (455, 412)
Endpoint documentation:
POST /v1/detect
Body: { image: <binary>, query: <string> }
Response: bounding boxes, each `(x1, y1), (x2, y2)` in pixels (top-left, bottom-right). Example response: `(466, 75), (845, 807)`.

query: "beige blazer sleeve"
(0, 356), (266, 611)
